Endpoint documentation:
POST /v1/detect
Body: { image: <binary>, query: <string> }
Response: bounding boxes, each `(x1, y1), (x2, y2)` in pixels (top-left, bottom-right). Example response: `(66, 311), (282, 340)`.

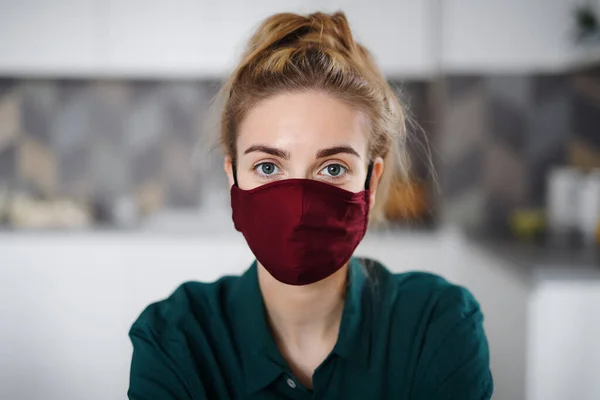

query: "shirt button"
(286, 378), (297, 389)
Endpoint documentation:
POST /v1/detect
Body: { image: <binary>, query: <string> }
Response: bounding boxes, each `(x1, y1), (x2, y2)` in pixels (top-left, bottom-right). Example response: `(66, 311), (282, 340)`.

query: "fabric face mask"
(230, 163), (372, 285)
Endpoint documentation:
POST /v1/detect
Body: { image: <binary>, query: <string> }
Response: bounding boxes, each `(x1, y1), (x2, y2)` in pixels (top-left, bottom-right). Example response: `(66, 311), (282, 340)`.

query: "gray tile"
(131, 145), (162, 184)
(405, 81), (431, 118)
(0, 78), (16, 98)
(162, 140), (193, 181)
(486, 75), (531, 111)
(441, 187), (486, 229)
(483, 143), (526, 202)
(406, 80), (436, 183)
(59, 147), (91, 189)
(53, 81), (127, 152)
(532, 74), (570, 105)
(482, 143), (527, 230)
(90, 141), (130, 199)
(21, 81), (58, 143)
(164, 99), (195, 142)
(572, 65), (600, 77)
(166, 180), (201, 208)
(446, 75), (483, 100)
(56, 80), (88, 103)
(489, 96), (528, 154)
(439, 88), (486, 164)
(0, 90), (21, 151)
(405, 126), (435, 180)
(484, 196), (514, 233)
(441, 146), (484, 199)
(201, 80), (225, 103)
(484, 143), (528, 232)
(528, 96), (571, 160)
(90, 85), (128, 143)
(131, 81), (161, 103)
(573, 94), (600, 149)
(162, 82), (203, 108)
(17, 137), (58, 197)
(125, 96), (166, 153)
(527, 144), (566, 207)
(52, 91), (95, 152)
(162, 139), (201, 208)
(0, 143), (17, 183)
(192, 129), (227, 187)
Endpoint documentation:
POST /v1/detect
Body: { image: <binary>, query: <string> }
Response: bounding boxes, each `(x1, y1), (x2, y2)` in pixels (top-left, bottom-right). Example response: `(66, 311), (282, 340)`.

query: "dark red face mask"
(230, 163), (372, 286)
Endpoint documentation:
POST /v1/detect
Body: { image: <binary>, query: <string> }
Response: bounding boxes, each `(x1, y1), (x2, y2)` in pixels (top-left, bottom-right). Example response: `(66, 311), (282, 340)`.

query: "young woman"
(128, 11), (493, 400)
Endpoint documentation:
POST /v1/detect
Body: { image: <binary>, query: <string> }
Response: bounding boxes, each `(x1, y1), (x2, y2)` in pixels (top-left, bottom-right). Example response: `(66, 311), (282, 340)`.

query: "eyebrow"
(243, 145), (290, 159)
(243, 144), (361, 160)
(316, 146), (361, 159)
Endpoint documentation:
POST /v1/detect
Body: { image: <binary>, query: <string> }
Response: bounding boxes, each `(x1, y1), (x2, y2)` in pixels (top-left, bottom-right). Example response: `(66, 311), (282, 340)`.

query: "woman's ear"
(224, 155), (235, 187)
(368, 157), (384, 209)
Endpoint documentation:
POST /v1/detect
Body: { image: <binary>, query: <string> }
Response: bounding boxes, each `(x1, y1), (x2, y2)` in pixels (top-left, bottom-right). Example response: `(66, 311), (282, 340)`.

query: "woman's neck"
(257, 262), (348, 367)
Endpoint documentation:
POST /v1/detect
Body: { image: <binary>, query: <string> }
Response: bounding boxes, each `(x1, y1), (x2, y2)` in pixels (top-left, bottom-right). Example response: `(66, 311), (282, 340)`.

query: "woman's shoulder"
(358, 257), (483, 327)
(130, 275), (239, 337)
(359, 257), (492, 398)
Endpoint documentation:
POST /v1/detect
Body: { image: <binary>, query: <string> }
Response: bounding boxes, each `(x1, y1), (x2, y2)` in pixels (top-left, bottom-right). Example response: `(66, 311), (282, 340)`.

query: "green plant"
(575, 3), (599, 41)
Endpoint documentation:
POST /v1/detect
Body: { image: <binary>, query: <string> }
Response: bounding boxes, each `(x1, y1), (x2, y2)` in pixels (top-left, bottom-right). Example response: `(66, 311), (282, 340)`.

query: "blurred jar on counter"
(7, 194), (92, 230)
(547, 167), (583, 242)
(578, 169), (600, 245)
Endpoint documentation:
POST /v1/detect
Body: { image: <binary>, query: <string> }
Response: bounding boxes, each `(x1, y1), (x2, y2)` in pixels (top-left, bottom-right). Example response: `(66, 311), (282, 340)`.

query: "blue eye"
(320, 164), (347, 177)
(255, 162), (279, 176)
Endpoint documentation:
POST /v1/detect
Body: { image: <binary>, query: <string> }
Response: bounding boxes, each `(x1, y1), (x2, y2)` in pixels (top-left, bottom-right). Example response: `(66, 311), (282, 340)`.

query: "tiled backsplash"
(0, 79), (224, 216)
(437, 74), (573, 231)
(439, 65), (600, 232)
(0, 79), (433, 223)
(0, 66), (598, 230)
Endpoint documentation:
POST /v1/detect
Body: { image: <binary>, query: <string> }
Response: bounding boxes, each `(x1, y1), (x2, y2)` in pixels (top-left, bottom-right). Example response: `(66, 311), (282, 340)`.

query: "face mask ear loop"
(232, 158), (239, 187)
(364, 162), (374, 190)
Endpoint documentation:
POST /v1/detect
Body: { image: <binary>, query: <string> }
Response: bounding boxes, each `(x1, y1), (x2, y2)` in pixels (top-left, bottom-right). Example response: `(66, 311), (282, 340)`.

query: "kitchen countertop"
(468, 234), (600, 283)
(3, 215), (600, 283)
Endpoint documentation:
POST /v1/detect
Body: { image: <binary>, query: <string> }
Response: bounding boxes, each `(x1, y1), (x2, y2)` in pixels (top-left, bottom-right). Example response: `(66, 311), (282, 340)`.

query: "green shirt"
(128, 258), (493, 399)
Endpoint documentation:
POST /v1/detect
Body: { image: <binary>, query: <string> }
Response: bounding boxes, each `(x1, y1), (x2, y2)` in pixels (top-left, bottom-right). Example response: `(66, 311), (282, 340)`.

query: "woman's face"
(225, 91), (384, 206)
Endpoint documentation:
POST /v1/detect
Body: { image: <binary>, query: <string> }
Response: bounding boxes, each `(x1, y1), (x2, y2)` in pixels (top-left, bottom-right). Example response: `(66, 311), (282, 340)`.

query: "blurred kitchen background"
(1, 1), (600, 399)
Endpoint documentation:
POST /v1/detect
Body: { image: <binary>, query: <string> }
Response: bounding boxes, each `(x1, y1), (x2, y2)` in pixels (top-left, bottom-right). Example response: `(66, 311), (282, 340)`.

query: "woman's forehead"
(237, 91), (369, 157)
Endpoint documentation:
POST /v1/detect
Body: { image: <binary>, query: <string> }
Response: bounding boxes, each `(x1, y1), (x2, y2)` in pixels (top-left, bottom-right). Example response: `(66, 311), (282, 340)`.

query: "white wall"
(4, 229), (599, 400)
(527, 280), (600, 400)
(0, 233), (253, 400)
(0, 229), (526, 400)
(0, 0), (101, 74)
(440, 0), (586, 73)
(0, 230), (449, 400)
(1, 0), (596, 77)
(0, 0), (433, 78)
(445, 232), (531, 400)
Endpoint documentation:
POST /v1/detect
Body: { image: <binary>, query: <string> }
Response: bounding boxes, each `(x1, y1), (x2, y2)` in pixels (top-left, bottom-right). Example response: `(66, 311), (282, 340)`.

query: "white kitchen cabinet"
(1, 0), (596, 77)
(0, 0), (101, 75)
(5, 228), (598, 400)
(440, 0), (583, 73)
(0, 0), (435, 78)
(102, 0), (435, 78)
(308, 0), (435, 78)
(527, 279), (600, 400)
(0, 230), (451, 400)
(102, 0), (315, 77)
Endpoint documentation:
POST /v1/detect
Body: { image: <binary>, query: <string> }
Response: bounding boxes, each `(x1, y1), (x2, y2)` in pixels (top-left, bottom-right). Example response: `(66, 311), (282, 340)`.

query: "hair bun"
(244, 11), (359, 63)
(303, 12), (357, 54)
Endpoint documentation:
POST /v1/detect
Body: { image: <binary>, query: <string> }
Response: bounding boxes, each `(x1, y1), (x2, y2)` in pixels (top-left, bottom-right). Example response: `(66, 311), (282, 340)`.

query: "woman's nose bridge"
(287, 161), (315, 179)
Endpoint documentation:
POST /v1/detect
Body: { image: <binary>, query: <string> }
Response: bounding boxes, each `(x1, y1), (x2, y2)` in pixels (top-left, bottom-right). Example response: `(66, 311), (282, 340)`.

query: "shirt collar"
(228, 261), (285, 394)
(228, 258), (371, 395)
(332, 257), (371, 367)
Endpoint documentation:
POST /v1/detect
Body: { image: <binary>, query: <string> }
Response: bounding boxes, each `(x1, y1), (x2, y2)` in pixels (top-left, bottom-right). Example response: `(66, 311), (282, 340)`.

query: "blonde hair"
(219, 11), (410, 224)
